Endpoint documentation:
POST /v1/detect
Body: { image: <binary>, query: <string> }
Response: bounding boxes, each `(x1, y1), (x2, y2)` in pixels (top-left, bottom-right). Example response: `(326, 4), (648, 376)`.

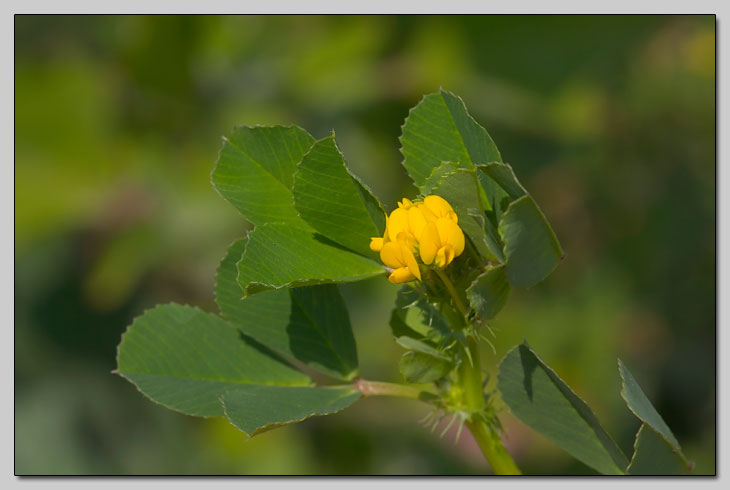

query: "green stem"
(458, 337), (521, 475)
(466, 419), (522, 475)
(327, 379), (438, 402)
(434, 267), (468, 318)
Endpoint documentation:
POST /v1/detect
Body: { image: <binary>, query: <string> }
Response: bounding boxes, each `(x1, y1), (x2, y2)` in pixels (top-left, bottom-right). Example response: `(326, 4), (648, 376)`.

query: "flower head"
(419, 217), (465, 268)
(419, 195), (458, 224)
(379, 240), (422, 284)
(370, 195), (465, 282)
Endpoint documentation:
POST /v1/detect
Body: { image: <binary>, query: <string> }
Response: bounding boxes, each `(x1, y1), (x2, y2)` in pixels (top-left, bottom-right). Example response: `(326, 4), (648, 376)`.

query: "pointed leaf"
(428, 166), (499, 261)
(116, 304), (311, 417)
(500, 195), (564, 288)
(626, 424), (690, 475)
(236, 223), (385, 297)
(478, 162), (527, 201)
(498, 342), (628, 475)
(212, 125), (315, 226)
(293, 134), (385, 257)
(618, 359), (690, 469)
(475, 162), (563, 286)
(216, 239), (358, 380)
(467, 265), (511, 321)
(399, 90), (502, 187)
(221, 385), (361, 438)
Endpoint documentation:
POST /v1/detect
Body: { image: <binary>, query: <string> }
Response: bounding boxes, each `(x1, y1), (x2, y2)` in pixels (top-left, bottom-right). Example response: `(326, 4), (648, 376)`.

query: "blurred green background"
(15, 14), (715, 475)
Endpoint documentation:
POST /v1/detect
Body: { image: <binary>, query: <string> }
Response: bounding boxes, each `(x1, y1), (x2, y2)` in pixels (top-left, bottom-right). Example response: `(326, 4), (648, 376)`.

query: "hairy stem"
(466, 419), (522, 475)
(459, 336), (521, 475)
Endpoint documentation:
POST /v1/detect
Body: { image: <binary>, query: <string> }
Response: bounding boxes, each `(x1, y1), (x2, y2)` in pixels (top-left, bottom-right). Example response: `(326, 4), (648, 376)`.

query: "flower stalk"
(369, 194), (521, 475)
(458, 337), (521, 475)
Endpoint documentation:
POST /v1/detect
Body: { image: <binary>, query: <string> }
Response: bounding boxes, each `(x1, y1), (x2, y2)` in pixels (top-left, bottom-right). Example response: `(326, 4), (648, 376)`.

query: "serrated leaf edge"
(210, 124), (316, 225)
(219, 387), (362, 439)
(115, 303), (315, 418)
(625, 423), (692, 475)
(617, 359), (691, 470)
(497, 341), (629, 474)
(292, 131), (386, 243)
(234, 222), (386, 299)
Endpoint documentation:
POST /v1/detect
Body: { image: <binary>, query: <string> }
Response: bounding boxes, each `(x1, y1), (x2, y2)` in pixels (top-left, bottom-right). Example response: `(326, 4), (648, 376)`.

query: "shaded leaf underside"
(216, 238), (359, 380)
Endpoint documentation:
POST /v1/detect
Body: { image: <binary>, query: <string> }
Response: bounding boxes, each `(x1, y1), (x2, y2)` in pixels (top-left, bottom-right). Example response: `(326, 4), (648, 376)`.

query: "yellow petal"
(402, 244), (422, 280)
(369, 237), (384, 252)
(418, 221), (440, 265)
(387, 208), (409, 242)
(407, 206), (428, 241)
(396, 231), (417, 252)
(380, 241), (405, 269)
(397, 197), (414, 209)
(435, 217), (465, 257)
(424, 195), (456, 221)
(416, 202), (438, 222)
(388, 267), (415, 284)
(435, 245), (455, 268)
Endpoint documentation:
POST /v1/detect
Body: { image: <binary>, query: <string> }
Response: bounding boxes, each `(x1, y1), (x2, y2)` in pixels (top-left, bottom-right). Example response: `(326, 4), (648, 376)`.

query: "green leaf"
(421, 161), (461, 196)
(618, 359), (691, 472)
(236, 222), (385, 297)
(477, 167), (512, 221)
(626, 424), (690, 475)
(399, 89), (502, 188)
(389, 287), (450, 343)
(395, 336), (449, 360)
(221, 385), (361, 438)
(116, 304), (311, 417)
(618, 359), (680, 450)
(399, 351), (454, 383)
(293, 133), (385, 257)
(212, 125), (315, 226)
(474, 162), (563, 286)
(216, 239), (359, 381)
(427, 166), (499, 261)
(478, 162), (527, 201)
(498, 342), (628, 475)
(500, 195), (564, 288)
(467, 265), (511, 321)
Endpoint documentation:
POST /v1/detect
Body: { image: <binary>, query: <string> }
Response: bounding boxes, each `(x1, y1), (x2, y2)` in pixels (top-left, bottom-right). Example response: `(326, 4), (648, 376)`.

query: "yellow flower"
(417, 195), (458, 224)
(370, 194), (465, 279)
(380, 240), (422, 284)
(397, 197), (414, 209)
(369, 236), (385, 252)
(387, 206), (428, 245)
(419, 217), (465, 268)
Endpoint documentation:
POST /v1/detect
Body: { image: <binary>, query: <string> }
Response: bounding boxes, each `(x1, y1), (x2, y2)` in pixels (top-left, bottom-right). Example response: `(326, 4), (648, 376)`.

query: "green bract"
(116, 90), (688, 475)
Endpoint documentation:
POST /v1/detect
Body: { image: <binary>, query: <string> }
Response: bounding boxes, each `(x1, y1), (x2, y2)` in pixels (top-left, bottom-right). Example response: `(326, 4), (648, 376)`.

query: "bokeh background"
(15, 14), (715, 475)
